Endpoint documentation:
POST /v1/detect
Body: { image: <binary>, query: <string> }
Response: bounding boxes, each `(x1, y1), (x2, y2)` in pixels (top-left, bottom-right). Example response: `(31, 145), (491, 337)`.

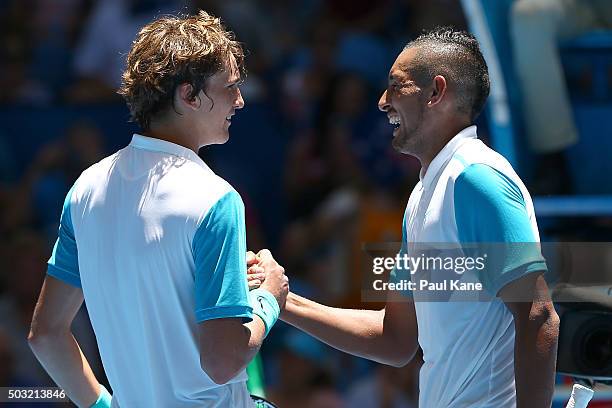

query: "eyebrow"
(226, 63), (241, 83)
(388, 73), (402, 83)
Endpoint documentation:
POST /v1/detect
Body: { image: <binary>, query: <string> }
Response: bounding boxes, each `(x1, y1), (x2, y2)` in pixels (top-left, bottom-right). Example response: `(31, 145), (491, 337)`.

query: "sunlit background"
(0, 0), (611, 406)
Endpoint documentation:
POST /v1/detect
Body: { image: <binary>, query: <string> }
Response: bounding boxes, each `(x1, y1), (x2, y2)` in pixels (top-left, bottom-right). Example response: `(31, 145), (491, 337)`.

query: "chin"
(393, 123), (424, 153)
(211, 133), (230, 145)
(392, 133), (416, 156)
(391, 132), (407, 152)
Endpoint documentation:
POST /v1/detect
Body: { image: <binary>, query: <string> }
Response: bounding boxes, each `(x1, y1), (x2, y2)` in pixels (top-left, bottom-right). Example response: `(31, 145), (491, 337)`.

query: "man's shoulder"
(166, 162), (242, 220)
(71, 150), (122, 192)
(447, 139), (523, 188)
(172, 161), (237, 200)
(454, 163), (515, 199)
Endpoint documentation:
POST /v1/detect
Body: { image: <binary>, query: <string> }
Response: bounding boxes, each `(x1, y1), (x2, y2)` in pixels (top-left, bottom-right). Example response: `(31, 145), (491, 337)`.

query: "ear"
(427, 75), (447, 107)
(175, 83), (202, 111)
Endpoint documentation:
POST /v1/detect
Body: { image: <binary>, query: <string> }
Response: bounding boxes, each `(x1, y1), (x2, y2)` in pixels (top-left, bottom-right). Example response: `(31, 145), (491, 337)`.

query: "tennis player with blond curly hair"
(28, 11), (287, 408)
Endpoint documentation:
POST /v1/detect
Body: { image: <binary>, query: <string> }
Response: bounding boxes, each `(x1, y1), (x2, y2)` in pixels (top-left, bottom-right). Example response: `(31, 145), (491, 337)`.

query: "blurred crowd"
(5, 0), (600, 407)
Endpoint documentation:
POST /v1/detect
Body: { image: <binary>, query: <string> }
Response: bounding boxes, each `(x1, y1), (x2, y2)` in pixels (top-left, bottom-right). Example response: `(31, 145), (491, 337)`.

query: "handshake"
(245, 249), (289, 310)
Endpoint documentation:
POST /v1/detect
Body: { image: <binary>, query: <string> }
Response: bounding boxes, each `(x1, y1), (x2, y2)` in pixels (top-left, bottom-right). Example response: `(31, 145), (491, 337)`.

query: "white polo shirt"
(395, 126), (546, 407)
(47, 134), (255, 408)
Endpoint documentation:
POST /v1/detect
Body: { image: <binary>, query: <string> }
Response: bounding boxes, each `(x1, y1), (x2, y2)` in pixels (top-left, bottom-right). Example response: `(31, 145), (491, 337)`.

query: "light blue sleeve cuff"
(490, 260), (547, 296)
(454, 164), (547, 294)
(90, 384), (111, 408)
(195, 305), (253, 323)
(192, 190), (251, 323)
(47, 266), (82, 288)
(47, 184), (81, 287)
(248, 288), (280, 337)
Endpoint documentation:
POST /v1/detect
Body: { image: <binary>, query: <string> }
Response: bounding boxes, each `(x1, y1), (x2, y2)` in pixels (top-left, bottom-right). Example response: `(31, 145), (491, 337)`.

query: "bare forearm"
(28, 331), (99, 408)
(238, 317), (267, 368)
(281, 293), (404, 365)
(200, 316), (266, 384)
(514, 311), (560, 408)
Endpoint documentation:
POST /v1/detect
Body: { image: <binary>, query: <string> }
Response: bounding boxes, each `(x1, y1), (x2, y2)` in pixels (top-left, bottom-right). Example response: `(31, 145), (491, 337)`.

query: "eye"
(227, 79), (244, 89)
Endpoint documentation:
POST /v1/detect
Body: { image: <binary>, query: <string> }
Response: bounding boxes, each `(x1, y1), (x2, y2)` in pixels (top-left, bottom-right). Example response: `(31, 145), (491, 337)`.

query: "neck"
(418, 121), (471, 178)
(145, 120), (200, 153)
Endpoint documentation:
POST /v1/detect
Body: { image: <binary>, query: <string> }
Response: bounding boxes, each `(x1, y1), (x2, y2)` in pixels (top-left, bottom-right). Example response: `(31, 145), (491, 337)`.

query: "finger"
(247, 273), (265, 281)
(248, 280), (261, 289)
(257, 249), (273, 260)
(246, 251), (258, 265)
(247, 266), (264, 275)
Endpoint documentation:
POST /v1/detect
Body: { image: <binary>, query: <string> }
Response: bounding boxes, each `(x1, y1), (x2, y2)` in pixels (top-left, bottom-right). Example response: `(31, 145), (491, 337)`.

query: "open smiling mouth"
(388, 115), (401, 133)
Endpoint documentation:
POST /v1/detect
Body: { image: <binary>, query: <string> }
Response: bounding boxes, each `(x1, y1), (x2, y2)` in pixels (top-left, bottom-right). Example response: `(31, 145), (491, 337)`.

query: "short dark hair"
(118, 11), (245, 129)
(403, 27), (490, 121)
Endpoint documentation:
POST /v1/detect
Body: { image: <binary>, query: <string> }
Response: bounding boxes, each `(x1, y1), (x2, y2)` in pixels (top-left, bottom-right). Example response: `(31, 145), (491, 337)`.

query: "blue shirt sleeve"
(454, 164), (547, 295)
(47, 185), (82, 288)
(192, 190), (253, 323)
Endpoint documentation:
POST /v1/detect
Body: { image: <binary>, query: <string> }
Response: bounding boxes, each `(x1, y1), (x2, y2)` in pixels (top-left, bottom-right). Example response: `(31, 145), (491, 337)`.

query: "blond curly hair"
(118, 11), (244, 129)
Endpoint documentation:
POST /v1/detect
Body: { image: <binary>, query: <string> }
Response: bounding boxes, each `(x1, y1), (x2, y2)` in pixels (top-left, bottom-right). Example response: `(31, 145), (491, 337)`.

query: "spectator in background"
(0, 330), (65, 408)
(511, 0), (612, 194)
(0, 331), (62, 408)
(279, 18), (340, 129)
(0, 0), (36, 104)
(0, 232), (57, 386)
(29, 0), (93, 103)
(0, 131), (18, 185)
(281, 72), (371, 302)
(326, 0), (394, 86)
(281, 69), (415, 305)
(189, 0), (305, 102)
(284, 72), (368, 220)
(0, 232), (105, 389)
(404, 0), (467, 38)
(0, 0), (94, 104)
(67, 0), (181, 102)
(345, 356), (421, 408)
(267, 330), (346, 408)
(0, 330), (20, 385)
(20, 121), (105, 238)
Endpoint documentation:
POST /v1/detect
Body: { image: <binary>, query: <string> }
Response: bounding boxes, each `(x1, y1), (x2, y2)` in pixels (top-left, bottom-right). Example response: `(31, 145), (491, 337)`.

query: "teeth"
(226, 116), (232, 120)
(388, 116), (400, 125)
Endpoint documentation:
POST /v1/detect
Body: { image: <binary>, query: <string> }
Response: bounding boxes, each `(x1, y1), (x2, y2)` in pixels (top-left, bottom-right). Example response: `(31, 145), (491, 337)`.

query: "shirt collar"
(129, 134), (205, 165)
(420, 125), (478, 189)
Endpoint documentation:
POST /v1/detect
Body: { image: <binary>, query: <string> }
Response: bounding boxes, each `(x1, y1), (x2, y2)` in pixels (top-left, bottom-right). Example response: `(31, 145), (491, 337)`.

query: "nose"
(235, 88), (245, 110)
(378, 90), (390, 112)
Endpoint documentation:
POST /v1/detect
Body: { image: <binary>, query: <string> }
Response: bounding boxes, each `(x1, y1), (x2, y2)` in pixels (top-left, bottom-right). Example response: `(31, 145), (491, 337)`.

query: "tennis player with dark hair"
(28, 11), (287, 408)
(272, 28), (559, 407)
